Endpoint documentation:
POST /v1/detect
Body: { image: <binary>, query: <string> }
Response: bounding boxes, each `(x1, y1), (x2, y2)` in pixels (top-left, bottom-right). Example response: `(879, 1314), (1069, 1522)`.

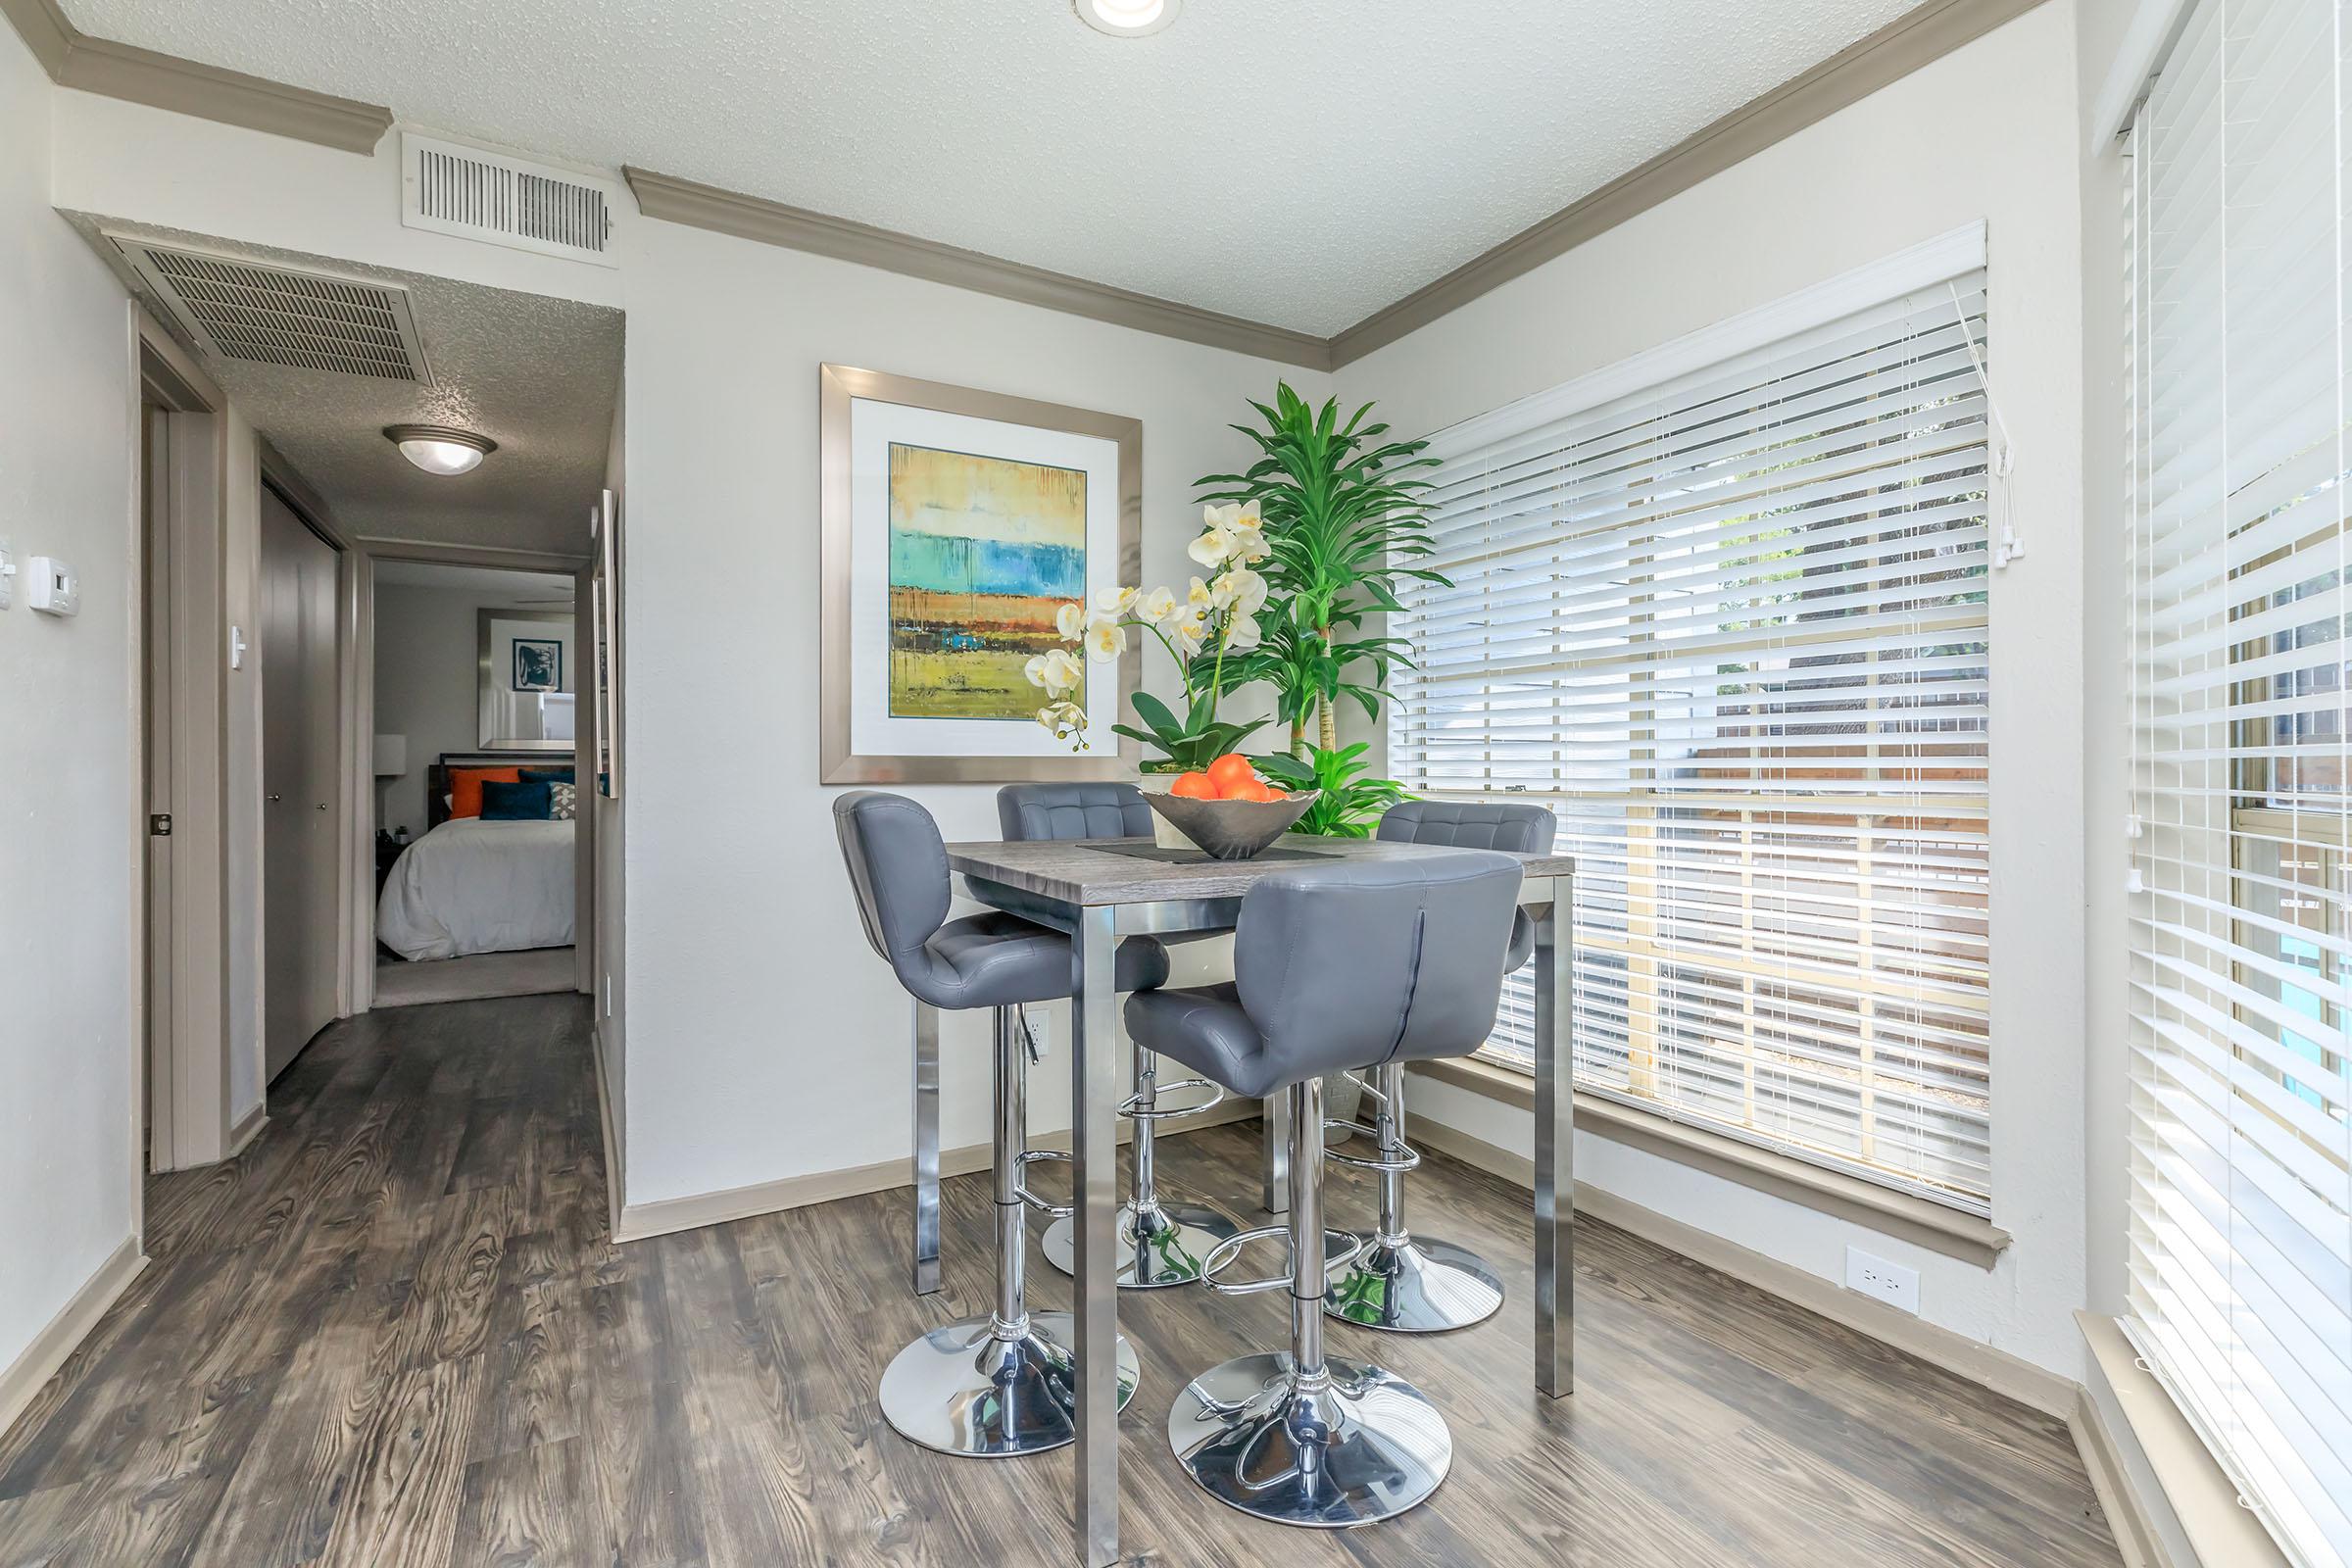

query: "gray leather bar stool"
(1127, 852), (1524, 1527)
(1325, 799), (1558, 1335)
(834, 790), (1167, 1458)
(997, 782), (1244, 1290)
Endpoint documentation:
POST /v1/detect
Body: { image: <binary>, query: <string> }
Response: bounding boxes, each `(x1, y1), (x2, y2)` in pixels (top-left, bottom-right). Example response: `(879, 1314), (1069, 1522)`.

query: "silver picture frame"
(818, 363), (1142, 785)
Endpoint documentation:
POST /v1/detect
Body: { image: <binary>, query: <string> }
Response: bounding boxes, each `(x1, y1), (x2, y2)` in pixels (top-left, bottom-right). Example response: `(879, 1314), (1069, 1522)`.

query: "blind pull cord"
(1948, 280), (2020, 569)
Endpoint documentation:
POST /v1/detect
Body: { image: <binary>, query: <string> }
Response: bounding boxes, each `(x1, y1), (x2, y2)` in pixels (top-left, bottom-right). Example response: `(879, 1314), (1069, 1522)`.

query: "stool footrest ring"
(1120, 1077), (1226, 1122)
(1012, 1149), (1074, 1219)
(1199, 1224), (1367, 1296)
(1321, 1119), (1422, 1173)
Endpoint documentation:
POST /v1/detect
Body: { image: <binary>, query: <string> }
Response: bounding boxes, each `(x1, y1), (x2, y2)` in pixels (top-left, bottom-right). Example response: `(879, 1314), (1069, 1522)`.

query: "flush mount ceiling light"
(383, 424), (496, 476)
(1075, 0), (1180, 36)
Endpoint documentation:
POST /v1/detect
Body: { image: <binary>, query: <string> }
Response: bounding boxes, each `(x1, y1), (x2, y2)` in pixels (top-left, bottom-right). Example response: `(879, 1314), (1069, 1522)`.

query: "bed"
(375, 754), (576, 961)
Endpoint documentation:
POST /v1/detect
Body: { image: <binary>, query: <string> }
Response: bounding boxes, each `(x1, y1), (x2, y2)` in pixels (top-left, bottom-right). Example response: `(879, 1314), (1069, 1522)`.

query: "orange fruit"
(1170, 771), (1219, 800)
(1226, 779), (1274, 804)
(1204, 754), (1257, 794)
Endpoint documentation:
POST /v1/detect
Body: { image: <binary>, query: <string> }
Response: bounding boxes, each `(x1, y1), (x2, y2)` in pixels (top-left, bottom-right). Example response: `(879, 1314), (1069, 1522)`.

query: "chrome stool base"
(1166, 1350), (1453, 1528)
(879, 1312), (1140, 1458)
(1041, 1200), (1244, 1289)
(1326, 1236), (1505, 1334)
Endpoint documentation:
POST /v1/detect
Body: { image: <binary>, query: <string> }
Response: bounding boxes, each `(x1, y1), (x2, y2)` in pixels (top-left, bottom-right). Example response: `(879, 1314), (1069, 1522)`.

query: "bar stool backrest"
(1232, 853), (1523, 1087)
(833, 791), (954, 978)
(998, 782), (1152, 842)
(1377, 798), (1556, 855)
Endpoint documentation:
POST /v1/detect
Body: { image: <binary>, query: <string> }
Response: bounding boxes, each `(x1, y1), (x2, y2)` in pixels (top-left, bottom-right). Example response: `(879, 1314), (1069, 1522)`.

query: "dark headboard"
(425, 751), (580, 829)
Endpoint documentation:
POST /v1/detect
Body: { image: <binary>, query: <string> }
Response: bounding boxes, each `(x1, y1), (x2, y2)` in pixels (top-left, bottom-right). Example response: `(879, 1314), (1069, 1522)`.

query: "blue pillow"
(520, 767), (574, 782)
(479, 779), (554, 820)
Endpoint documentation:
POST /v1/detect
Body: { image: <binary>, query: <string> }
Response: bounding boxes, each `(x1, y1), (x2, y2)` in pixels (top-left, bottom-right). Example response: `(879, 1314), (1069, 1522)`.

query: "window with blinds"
(1392, 243), (1993, 1211)
(2124, 0), (2352, 1560)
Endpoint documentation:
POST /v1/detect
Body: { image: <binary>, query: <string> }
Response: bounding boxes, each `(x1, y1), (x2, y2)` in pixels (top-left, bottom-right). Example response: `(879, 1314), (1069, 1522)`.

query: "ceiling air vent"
(401, 132), (618, 268)
(112, 236), (431, 383)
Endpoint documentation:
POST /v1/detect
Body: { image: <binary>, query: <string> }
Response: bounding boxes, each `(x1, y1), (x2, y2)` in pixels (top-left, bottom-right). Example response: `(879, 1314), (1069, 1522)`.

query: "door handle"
(268, 793), (281, 802)
(316, 803), (328, 810)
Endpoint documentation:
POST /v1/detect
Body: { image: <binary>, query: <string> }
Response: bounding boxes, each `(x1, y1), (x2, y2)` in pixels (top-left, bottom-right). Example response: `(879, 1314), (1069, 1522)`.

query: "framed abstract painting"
(818, 364), (1140, 783)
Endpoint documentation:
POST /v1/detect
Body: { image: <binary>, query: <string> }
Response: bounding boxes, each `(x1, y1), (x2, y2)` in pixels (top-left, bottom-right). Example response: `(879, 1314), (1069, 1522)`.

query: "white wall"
(1336, 1), (2090, 1379)
(619, 219), (1325, 1205)
(0, 22), (141, 1386)
(371, 575), (578, 836)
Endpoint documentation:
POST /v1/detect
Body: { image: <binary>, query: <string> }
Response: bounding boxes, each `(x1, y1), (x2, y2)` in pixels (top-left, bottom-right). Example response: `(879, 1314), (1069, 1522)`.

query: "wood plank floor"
(0, 994), (2120, 1567)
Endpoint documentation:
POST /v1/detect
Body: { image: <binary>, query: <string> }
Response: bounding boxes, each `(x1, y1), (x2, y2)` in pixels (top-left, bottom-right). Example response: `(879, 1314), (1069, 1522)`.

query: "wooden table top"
(945, 834), (1575, 907)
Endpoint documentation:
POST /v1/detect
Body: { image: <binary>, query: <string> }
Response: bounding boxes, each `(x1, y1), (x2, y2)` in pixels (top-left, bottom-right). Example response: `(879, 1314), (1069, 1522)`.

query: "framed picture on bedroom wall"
(477, 608), (577, 752)
(818, 364), (1141, 784)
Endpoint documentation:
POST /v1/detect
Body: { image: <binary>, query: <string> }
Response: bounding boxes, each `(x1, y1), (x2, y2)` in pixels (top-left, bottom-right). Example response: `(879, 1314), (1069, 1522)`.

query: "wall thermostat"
(27, 557), (78, 616)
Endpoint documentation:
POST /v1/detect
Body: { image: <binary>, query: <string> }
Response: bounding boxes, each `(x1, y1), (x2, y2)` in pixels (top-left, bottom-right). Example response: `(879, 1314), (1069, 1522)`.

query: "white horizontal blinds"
(1394, 266), (1993, 1211)
(2124, 0), (2352, 1560)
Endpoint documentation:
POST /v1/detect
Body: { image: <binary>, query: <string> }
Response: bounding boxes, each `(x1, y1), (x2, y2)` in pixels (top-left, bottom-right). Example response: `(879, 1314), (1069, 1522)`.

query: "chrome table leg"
(1070, 906), (1121, 1566)
(1534, 878), (1574, 1397)
(1261, 1089), (1290, 1215)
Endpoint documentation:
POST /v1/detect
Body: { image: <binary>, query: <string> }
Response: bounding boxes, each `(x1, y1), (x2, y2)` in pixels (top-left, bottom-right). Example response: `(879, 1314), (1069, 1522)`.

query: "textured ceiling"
(59, 0), (1918, 335)
(67, 217), (622, 557)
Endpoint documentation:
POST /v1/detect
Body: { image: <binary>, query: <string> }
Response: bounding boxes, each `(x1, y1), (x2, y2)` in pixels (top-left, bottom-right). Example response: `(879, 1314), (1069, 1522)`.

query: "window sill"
(1407, 1055), (2013, 1268)
(2078, 1313), (2287, 1568)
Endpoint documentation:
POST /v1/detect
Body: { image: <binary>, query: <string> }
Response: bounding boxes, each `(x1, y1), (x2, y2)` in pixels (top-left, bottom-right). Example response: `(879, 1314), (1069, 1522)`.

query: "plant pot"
(1142, 791), (1320, 860)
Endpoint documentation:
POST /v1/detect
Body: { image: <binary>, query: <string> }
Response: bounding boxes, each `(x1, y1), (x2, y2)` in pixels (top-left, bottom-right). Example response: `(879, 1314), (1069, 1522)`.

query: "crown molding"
(1325, 0), (2049, 368)
(0, 0), (390, 154)
(6, 0), (2036, 367)
(623, 166), (1333, 371)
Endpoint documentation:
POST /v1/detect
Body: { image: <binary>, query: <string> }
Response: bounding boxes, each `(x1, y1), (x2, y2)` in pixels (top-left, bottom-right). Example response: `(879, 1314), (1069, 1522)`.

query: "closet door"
(262, 489), (342, 1081)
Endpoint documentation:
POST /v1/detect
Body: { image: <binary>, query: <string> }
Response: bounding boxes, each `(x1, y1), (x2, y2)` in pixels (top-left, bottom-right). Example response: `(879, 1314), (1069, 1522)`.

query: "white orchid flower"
(1222, 612), (1264, 652)
(1093, 584), (1140, 615)
(1188, 575), (1217, 609)
(1168, 603), (1211, 657)
(1138, 585), (1179, 624)
(1188, 524), (1236, 568)
(1215, 567), (1267, 615)
(1024, 654), (1052, 689)
(1033, 646), (1083, 697)
(1084, 613), (1128, 662)
(1055, 602), (1087, 642)
(1228, 522), (1269, 564)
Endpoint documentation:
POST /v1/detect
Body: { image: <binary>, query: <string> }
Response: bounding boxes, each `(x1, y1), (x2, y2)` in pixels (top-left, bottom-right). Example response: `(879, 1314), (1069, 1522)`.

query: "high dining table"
(916, 832), (1577, 1568)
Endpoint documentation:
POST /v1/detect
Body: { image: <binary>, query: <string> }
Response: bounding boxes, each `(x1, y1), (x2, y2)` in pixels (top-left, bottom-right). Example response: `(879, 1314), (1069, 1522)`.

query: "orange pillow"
(448, 766), (522, 820)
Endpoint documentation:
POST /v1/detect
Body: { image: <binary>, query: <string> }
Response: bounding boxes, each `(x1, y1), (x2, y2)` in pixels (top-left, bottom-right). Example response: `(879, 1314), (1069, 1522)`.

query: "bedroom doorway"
(369, 556), (589, 1007)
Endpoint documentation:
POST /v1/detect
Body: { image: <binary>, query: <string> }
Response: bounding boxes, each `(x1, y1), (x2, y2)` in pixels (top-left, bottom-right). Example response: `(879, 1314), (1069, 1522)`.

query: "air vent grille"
(402, 133), (617, 267)
(113, 238), (430, 383)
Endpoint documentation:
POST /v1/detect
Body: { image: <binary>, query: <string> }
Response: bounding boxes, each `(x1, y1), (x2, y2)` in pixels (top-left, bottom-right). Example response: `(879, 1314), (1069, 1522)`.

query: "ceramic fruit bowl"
(1144, 790), (1319, 860)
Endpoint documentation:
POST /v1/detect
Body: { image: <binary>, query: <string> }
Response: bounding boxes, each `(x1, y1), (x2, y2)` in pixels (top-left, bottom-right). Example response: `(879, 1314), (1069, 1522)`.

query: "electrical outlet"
(1025, 1011), (1051, 1059)
(1845, 1246), (1920, 1314)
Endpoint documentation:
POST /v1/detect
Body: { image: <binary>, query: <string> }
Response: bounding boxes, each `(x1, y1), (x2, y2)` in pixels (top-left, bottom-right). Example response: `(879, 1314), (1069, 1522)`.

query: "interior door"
(142, 407), (173, 1163)
(262, 489), (343, 1081)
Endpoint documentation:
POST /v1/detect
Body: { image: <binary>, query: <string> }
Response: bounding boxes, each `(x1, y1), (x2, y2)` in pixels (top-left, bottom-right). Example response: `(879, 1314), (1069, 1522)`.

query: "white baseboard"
(612, 1095), (1260, 1245)
(0, 1237), (146, 1441)
(1407, 1116), (2078, 1418)
(591, 1027), (625, 1244)
(2068, 1375), (2173, 1568)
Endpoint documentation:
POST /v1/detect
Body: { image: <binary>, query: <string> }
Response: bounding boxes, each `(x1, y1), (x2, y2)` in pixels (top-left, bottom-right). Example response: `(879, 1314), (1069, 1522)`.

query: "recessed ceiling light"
(1076, 0), (1180, 37)
(383, 424), (496, 476)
